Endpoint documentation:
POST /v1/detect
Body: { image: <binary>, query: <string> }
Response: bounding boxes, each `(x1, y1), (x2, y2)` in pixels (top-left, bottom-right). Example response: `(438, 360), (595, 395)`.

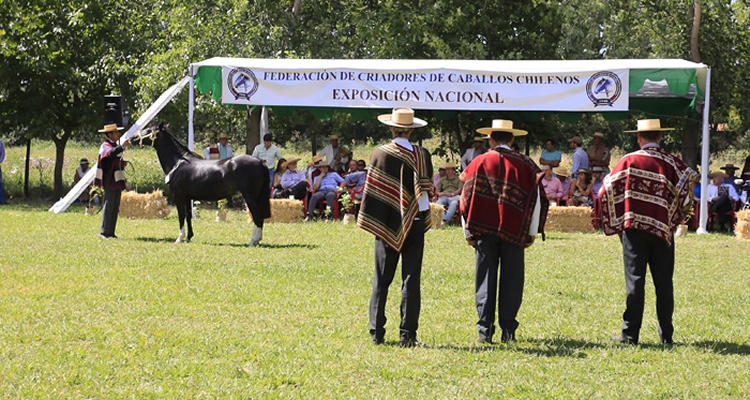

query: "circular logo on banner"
(227, 68), (259, 101)
(586, 71), (622, 107)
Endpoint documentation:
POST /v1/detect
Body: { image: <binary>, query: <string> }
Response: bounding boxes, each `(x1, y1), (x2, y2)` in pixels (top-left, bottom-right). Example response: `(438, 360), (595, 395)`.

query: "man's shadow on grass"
(436, 338), (603, 357)
(132, 237), (318, 249)
(692, 341), (750, 355)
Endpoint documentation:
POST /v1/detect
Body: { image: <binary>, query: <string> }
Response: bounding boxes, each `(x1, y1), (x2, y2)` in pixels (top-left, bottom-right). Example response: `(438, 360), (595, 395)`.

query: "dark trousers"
(307, 189), (336, 218)
(279, 181), (307, 200)
(710, 194), (733, 226)
(475, 235), (525, 340)
(621, 228), (674, 343)
(100, 183), (122, 237)
(369, 217), (425, 341)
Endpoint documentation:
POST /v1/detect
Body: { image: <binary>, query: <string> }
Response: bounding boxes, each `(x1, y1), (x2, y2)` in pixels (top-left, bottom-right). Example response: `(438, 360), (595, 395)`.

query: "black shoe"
(399, 338), (422, 348)
(372, 335), (384, 345)
(660, 337), (673, 345)
(501, 330), (516, 343)
(611, 334), (638, 345)
(477, 336), (493, 344)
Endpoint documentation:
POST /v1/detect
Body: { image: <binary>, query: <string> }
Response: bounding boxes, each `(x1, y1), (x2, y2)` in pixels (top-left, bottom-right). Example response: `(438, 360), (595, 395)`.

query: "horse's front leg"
(246, 198), (264, 247)
(175, 197), (187, 243)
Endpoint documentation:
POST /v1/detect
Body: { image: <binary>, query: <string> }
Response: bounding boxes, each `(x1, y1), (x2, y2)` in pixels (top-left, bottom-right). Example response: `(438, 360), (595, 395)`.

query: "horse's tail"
(258, 165), (272, 219)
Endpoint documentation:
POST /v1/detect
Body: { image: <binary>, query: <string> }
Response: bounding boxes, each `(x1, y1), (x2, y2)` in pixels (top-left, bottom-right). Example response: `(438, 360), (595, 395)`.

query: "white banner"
(221, 67), (629, 111)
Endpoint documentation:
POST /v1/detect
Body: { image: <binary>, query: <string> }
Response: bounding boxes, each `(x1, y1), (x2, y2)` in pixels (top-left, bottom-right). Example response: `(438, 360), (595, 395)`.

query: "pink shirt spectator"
(542, 176), (564, 200)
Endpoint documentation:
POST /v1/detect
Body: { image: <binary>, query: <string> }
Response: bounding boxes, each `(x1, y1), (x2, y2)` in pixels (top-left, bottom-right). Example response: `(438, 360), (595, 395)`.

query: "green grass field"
(1, 204), (749, 398)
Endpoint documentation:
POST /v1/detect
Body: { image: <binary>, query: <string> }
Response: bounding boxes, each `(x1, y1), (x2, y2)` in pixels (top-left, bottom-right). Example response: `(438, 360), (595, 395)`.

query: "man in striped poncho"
(357, 107), (433, 348)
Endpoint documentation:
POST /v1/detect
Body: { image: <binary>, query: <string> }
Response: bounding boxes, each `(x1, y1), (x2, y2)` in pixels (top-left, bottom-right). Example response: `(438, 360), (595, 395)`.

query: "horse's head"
(130, 124), (167, 148)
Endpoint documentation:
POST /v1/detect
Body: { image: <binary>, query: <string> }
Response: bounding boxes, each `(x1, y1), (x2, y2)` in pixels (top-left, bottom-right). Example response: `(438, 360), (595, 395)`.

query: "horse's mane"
(162, 129), (203, 159)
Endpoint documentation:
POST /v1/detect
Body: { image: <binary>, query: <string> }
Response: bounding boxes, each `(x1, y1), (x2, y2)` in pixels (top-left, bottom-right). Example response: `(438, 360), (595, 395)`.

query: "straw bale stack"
(545, 206), (595, 233)
(430, 203), (445, 229)
(735, 210), (750, 240)
(247, 199), (304, 224)
(119, 190), (171, 219)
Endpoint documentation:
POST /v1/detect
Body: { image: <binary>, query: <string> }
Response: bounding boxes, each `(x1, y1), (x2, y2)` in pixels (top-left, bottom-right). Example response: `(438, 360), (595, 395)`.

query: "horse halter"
(134, 129), (158, 148)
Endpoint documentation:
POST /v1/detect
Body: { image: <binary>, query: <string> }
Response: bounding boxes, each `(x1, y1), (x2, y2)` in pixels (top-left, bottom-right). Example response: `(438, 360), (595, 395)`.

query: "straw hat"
(577, 168), (592, 176)
(553, 167), (570, 177)
(98, 123), (124, 133)
(624, 119), (675, 133)
(311, 155), (323, 164)
(377, 107), (428, 128)
(593, 132), (606, 139)
(329, 135), (340, 140)
(568, 136), (583, 145)
(720, 163), (738, 171)
(473, 136), (486, 142)
(286, 157), (301, 165)
(708, 171), (728, 179)
(317, 160), (330, 168)
(441, 162), (457, 170)
(219, 133), (229, 139)
(591, 166), (605, 173)
(476, 119), (527, 136)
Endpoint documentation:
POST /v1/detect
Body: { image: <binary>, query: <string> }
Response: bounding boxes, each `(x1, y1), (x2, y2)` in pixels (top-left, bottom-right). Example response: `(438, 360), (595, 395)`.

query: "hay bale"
(545, 206), (595, 233)
(119, 190), (171, 219)
(430, 203), (445, 229)
(247, 199), (304, 224)
(736, 210), (750, 240)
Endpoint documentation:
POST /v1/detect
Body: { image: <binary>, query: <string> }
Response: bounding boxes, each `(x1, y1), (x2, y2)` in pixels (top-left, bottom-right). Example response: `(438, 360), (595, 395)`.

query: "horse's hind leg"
(245, 196), (264, 247)
(175, 197), (187, 243)
(186, 199), (194, 242)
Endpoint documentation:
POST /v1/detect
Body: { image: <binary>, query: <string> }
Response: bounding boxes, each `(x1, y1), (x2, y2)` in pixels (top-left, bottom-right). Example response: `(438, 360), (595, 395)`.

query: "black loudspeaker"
(103, 95), (130, 128)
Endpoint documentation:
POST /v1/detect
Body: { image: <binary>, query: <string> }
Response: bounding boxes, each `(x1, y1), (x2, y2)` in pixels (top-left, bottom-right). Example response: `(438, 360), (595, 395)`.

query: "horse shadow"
(214, 242), (319, 250)
(133, 236), (176, 244)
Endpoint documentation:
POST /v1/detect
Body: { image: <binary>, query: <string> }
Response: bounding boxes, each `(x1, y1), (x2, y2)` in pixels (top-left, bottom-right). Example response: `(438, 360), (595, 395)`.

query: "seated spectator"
(277, 158), (307, 200)
(357, 159), (366, 171)
(272, 158), (287, 196)
(304, 155), (324, 185)
(435, 162), (463, 223)
(591, 166), (605, 199)
(460, 136), (487, 170)
(708, 170), (740, 232)
(433, 166), (446, 191)
(720, 163), (741, 192)
(340, 168), (367, 200)
(73, 158), (96, 203)
(568, 169), (593, 207)
(305, 161), (343, 220)
(343, 159), (359, 176)
(540, 165), (563, 205)
(553, 167), (571, 206)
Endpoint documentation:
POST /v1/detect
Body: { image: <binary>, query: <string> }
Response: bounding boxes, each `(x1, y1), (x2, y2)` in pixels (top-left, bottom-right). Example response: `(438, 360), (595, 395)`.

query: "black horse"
(130, 125), (270, 246)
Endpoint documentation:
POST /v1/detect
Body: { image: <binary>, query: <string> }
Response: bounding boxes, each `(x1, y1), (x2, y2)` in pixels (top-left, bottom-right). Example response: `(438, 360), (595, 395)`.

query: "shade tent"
(187, 57), (712, 233)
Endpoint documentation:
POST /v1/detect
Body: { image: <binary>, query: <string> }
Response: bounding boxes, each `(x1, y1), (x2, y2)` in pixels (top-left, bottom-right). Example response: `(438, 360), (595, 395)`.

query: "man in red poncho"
(600, 119), (696, 345)
(460, 119), (548, 344)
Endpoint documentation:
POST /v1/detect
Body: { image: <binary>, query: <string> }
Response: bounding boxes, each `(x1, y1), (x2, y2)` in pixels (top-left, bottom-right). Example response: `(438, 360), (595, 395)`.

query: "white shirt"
(252, 144), (282, 170)
(318, 144), (349, 169)
(707, 183), (740, 202)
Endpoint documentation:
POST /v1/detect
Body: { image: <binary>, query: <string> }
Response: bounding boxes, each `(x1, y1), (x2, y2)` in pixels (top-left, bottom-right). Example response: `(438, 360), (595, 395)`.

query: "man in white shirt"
(318, 135), (351, 174)
(460, 136), (487, 170)
(252, 134), (283, 187)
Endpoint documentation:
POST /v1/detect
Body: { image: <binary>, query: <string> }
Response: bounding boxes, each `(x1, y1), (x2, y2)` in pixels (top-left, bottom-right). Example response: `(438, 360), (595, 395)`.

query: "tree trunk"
(51, 130), (71, 199)
(682, 119), (700, 169)
(245, 106), (262, 155)
(682, 2), (701, 169)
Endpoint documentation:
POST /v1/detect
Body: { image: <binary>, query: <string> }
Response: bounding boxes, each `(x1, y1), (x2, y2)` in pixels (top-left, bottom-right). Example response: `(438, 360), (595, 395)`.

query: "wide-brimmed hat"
(219, 133), (229, 139)
(311, 155), (323, 164)
(377, 107), (428, 128)
(568, 136), (583, 145)
(286, 157), (301, 165)
(476, 119), (527, 136)
(720, 163), (738, 171)
(591, 166), (605, 173)
(98, 123), (124, 133)
(708, 171), (728, 179)
(79, 158), (89, 165)
(441, 162), (457, 170)
(553, 167), (570, 177)
(329, 135), (340, 140)
(473, 136), (486, 142)
(317, 161), (330, 168)
(593, 132), (606, 139)
(577, 168), (592, 176)
(624, 119), (675, 133)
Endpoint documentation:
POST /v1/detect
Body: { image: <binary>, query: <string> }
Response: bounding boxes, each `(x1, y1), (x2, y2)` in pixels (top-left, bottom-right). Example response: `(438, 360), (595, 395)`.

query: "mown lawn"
(1, 204), (749, 398)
